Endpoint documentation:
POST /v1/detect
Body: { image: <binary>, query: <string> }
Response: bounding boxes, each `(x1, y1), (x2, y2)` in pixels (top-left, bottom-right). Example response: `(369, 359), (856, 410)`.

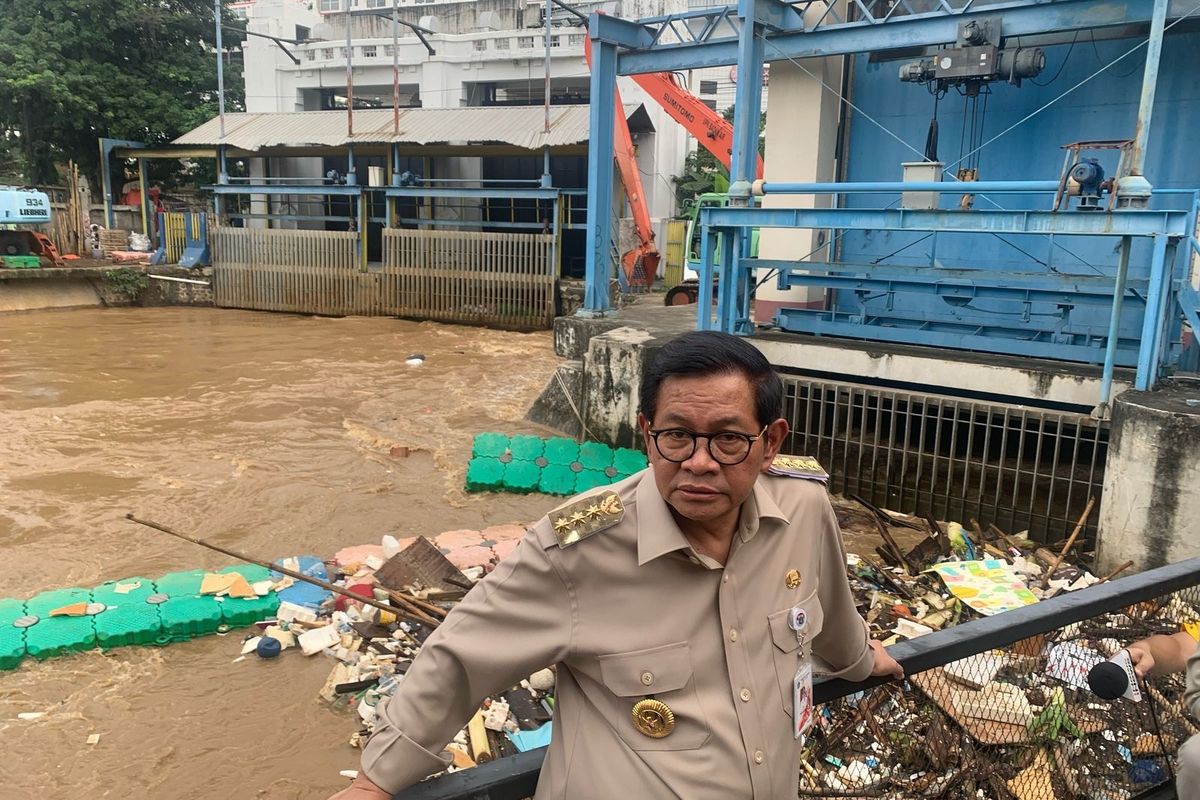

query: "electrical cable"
(1091, 31), (1143, 79)
(1030, 32), (1078, 87)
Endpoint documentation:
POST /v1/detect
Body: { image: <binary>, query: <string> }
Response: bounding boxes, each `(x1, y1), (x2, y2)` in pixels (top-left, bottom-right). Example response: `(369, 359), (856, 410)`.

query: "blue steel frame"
(582, 0), (1200, 403)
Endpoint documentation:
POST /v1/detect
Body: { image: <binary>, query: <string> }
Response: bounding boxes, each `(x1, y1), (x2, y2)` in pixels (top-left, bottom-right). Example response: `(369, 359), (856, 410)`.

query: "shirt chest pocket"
(767, 588), (824, 717)
(598, 641), (710, 751)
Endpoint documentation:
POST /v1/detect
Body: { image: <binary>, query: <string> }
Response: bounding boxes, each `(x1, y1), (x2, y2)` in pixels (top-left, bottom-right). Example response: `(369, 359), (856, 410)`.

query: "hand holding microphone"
(1087, 648), (1143, 701)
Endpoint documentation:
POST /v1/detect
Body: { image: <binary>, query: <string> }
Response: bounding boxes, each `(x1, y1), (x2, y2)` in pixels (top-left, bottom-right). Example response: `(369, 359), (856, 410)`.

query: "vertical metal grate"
(781, 377), (1108, 544)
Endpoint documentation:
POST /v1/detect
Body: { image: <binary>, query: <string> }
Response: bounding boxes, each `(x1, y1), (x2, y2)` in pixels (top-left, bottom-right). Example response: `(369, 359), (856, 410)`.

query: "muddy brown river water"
(0, 307), (563, 799)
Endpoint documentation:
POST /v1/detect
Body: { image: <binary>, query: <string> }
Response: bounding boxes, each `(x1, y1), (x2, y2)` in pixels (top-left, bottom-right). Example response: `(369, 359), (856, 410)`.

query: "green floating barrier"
(508, 435), (544, 461)
(466, 457), (506, 491)
(219, 564), (274, 584)
(472, 433), (510, 459)
(538, 463), (578, 496)
(91, 578), (163, 649)
(91, 577), (156, 606)
(614, 448), (648, 475)
(158, 596), (223, 641)
(0, 598), (27, 670)
(578, 441), (614, 471)
(466, 434), (649, 496)
(543, 438), (580, 466)
(219, 593), (280, 628)
(24, 588), (96, 659)
(94, 600), (164, 649)
(502, 460), (541, 493)
(574, 469), (611, 494)
(155, 569), (207, 597)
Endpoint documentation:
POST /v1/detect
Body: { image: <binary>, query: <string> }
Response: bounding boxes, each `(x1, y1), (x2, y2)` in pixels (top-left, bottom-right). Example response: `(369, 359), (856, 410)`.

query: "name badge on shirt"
(791, 605), (814, 741)
(793, 658), (814, 741)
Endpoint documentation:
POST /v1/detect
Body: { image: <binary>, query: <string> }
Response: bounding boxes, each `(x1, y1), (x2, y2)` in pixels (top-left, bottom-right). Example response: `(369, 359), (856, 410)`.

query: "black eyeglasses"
(649, 426), (768, 466)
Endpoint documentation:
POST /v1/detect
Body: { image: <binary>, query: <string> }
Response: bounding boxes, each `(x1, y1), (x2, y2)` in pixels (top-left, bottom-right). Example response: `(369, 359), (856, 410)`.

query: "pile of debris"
(232, 492), (1193, 799)
(229, 533), (554, 774)
(808, 495), (1196, 799)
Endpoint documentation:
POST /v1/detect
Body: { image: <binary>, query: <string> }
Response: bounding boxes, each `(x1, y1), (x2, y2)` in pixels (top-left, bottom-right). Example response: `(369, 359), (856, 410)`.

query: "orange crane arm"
(630, 71), (764, 180)
(584, 35), (659, 287)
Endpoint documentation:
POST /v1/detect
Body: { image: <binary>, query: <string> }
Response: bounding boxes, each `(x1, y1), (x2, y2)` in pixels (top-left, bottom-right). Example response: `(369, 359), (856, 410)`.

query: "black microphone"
(1087, 660), (1129, 700)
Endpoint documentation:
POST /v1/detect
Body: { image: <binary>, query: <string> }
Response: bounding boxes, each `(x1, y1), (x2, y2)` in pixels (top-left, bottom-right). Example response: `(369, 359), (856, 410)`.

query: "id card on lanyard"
(789, 606), (814, 740)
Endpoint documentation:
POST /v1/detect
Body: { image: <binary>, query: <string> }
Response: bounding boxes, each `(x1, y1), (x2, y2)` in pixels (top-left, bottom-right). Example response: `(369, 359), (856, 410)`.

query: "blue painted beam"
(751, 0), (804, 31)
(383, 187), (560, 200)
(616, 0), (1193, 75)
(590, 12), (655, 49)
(752, 260), (1151, 305)
(701, 206), (1192, 237)
(583, 37), (618, 314)
(757, 180), (1063, 195)
(209, 184), (362, 197)
(775, 308), (1141, 365)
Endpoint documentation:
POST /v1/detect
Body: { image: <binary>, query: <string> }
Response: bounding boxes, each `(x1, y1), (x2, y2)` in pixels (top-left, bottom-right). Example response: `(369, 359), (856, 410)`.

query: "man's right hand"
(1127, 644), (1156, 679)
(328, 773), (391, 800)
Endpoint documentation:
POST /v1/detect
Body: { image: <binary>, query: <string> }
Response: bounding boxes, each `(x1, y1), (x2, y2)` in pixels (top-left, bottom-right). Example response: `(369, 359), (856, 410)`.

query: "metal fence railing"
(781, 377), (1108, 546)
(393, 557), (1200, 800)
(382, 229), (556, 330)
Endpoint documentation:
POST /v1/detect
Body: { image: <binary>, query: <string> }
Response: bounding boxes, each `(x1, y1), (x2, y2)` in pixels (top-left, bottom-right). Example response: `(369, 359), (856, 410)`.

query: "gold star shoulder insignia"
(550, 490), (625, 548)
(767, 454), (829, 483)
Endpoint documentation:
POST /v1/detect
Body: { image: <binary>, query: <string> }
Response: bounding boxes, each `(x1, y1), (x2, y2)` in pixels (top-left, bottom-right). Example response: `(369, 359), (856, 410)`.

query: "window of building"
(517, 36), (535, 48)
(383, 44), (395, 57)
(321, 48), (335, 59)
(295, 25), (311, 41)
(362, 45), (377, 58)
(306, 49), (317, 61)
(702, 98), (717, 110)
(319, 0), (341, 12)
(364, 0), (389, 6)
(699, 80), (718, 94)
(229, 6), (248, 19)
(494, 38), (510, 50)
(568, 34), (584, 46)
(473, 39), (487, 51)
(551, 35), (562, 47)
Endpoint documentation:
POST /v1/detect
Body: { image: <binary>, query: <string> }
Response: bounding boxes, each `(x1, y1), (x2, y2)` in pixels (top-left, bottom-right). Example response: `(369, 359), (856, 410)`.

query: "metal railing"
(782, 376), (1107, 545)
(394, 557), (1200, 800)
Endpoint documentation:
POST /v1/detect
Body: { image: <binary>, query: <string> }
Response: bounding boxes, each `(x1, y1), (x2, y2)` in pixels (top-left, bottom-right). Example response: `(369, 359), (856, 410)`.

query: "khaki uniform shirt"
(1186, 637), (1200, 720)
(362, 469), (874, 798)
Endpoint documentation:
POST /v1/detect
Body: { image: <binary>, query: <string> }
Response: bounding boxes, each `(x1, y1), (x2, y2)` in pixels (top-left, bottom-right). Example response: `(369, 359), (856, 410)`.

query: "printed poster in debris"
(927, 559), (1039, 616)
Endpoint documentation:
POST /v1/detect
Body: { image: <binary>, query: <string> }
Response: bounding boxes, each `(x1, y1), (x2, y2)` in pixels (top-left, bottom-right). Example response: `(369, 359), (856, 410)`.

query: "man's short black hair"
(640, 331), (783, 429)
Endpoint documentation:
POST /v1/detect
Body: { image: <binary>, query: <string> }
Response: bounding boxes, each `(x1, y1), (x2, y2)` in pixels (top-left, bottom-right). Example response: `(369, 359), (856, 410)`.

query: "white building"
(236, 0), (702, 246)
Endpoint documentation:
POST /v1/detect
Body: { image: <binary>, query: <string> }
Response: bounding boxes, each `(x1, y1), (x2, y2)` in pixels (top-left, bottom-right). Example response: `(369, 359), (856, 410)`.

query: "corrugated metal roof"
(172, 105), (636, 151)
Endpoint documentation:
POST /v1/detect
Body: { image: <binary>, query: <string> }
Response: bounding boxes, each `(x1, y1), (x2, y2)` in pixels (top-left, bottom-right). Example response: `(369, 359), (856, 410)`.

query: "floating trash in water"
(405, 354), (426, 366)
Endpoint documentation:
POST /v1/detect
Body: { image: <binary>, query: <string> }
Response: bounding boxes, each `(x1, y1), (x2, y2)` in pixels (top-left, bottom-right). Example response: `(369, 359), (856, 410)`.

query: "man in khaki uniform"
(1126, 629), (1200, 798)
(334, 331), (903, 799)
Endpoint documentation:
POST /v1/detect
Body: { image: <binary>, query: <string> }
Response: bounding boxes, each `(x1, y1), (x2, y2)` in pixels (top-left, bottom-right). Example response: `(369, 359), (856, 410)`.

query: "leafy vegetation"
(104, 267), (149, 300)
(671, 107), (766, 215)
(0, 1), (245, 187)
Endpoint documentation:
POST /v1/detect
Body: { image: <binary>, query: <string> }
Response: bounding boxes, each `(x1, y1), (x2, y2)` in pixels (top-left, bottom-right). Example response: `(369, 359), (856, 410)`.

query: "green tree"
(0, 0), (244, 186)
(671, 106), (765, 214)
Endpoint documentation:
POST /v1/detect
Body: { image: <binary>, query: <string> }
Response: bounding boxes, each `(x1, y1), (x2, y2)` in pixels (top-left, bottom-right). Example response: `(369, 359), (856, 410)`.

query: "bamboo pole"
(126, 513), (398, 616)
(1040, 496), (1096, 587)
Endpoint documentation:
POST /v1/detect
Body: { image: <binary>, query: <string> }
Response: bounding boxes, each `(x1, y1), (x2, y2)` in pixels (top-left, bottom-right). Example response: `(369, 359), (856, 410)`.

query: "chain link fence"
(396, 558), (1200, 800)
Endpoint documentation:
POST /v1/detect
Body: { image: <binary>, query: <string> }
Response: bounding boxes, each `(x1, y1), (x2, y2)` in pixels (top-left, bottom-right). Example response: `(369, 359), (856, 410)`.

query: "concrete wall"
(755, 56), (842, 322)
(1096, 379), (1200, 572)
(0, 267), (214, 314)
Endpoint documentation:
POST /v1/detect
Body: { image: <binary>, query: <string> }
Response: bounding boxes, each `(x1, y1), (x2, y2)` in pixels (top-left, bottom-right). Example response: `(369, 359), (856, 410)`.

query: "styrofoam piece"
(529, 668), (555, 692)
(298, 624), (339, 656)
(276, 601), (318, 624)
(482, 699), (510, 732)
